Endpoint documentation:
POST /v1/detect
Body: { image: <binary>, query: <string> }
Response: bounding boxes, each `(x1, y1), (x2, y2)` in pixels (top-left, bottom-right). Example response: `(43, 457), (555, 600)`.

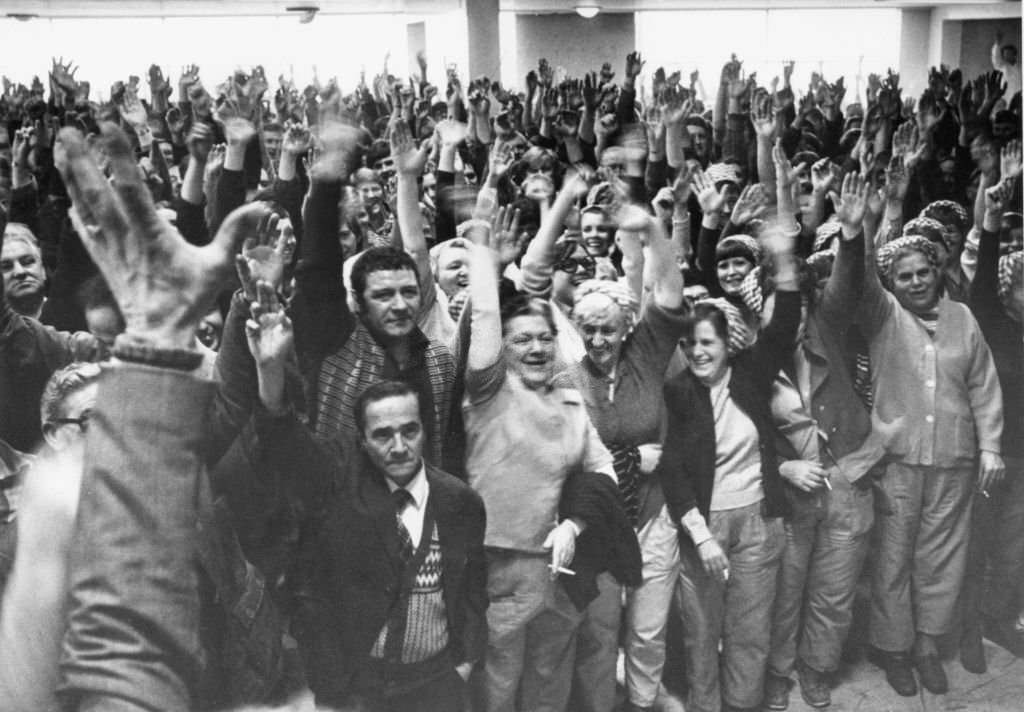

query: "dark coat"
(658, 290), (801, 526)
(252, 410), (487, 708)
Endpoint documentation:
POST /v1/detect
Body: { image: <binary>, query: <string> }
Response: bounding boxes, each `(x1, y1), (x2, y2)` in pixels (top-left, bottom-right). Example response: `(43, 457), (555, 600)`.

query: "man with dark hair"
(246, 282), (487, 710)
(291, 167), (456, 466)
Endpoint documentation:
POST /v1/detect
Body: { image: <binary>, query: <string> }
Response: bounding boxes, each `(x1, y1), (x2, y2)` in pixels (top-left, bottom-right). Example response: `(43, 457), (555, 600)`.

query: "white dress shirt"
(386, 464), (430, 548)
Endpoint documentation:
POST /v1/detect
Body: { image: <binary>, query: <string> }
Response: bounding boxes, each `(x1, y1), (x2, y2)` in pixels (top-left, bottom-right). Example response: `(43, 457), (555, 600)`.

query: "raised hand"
(281, 122), (312, 157)
(672, 162), (695, 204)
(829, 171), (870, 238)
(119, 84), (149, 129)
(984, 180), (1012, 215)
(148, 64), (171, 100)
(179, 64), (200, 99)
(245, 281), (295, 377)
(308, 119), (361, 181)
(750, 95), (775, 140)
(390, 117), (430, 176)
(488, 205), (524, 267)
(730, 183), (769, 225)
(625, 51), (646, 81)
(691, 168), (727, 216)
(773, 139), (806, 190)
(188, 81), (213, 120)
(236, 210), (296, 299)
(554, 109), (580, 139)
(50, 56), (78, 95)
(810, 157), (837, 195)
(186, 121), (215, 163)
(1000, 139), (1022, 180)
(435, 118), (468, 147)
(883, 154), (910, 203)
(56, 123), (271, 349)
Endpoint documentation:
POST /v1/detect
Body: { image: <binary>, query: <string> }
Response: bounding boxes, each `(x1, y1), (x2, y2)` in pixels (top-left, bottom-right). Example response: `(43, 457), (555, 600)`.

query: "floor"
(651, 638), (1024, 712)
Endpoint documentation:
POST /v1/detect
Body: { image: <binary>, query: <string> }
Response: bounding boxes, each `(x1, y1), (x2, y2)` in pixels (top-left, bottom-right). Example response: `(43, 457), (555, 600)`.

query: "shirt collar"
(386, 462), (429, 509)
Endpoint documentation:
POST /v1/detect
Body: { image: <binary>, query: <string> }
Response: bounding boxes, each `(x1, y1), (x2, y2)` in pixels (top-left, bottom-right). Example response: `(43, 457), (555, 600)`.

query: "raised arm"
(54, 121), (270, 712)
(519, 172), (585, 296)
(819, 171), (869, 325)
(391, 116), (435, 306)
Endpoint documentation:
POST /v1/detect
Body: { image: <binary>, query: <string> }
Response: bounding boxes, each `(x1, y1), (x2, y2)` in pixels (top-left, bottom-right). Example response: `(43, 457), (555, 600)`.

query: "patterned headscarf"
(573, 279), (641, 325)
(716, 234), (762, 266)
(698, 297), (755, 356)
(903, 216), (948, 251)
(920, 200), (970, 234)
(876, 235), (940, 288)
(706, 162), (741, 187)
(737, 266), (764, 317)
(999, 250), (1022, 321)
(814, 217), (842, 253)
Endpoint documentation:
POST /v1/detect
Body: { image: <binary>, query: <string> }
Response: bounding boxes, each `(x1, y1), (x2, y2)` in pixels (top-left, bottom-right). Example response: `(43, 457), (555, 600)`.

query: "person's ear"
(42, 423), (61, 450)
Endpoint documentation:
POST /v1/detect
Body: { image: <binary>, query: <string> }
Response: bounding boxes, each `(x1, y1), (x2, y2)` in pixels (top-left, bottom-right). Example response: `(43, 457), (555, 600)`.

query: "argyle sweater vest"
(370, 514), (450, 664)
(314, 323), (454, 465)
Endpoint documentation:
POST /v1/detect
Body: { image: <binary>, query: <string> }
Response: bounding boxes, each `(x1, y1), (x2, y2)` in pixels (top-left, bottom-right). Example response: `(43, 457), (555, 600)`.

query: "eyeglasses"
(553, 241), (597, 275)
(54, 412), (92, 433)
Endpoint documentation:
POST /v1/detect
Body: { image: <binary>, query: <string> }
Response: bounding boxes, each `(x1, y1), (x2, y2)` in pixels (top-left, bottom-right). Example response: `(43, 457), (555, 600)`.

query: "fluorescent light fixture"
(574, 4), (601, 19)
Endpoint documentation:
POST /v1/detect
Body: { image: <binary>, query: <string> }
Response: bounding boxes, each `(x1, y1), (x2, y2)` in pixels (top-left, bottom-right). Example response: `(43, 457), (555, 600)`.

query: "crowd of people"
(0, 28), (1021, 712)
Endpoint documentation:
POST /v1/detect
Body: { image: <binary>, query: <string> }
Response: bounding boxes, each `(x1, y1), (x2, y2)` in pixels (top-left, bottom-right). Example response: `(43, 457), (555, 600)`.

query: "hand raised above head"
(56, 123), (272, 350)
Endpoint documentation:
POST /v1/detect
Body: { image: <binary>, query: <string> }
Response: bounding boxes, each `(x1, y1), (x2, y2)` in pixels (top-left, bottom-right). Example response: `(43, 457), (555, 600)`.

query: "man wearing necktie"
(247, 285), (487, 712)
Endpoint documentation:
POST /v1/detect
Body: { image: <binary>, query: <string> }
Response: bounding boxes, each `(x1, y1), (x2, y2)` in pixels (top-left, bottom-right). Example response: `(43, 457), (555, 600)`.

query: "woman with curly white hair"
(557, 206), (687, 712)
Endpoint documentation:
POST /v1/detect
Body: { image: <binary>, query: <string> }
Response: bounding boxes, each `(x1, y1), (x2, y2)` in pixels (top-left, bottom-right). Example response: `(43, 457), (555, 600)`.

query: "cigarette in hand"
(549, 564), (576, 576)
(722, 568), (729, 582)
(981, 489), (990, 499)
(823, 474), (833, 491)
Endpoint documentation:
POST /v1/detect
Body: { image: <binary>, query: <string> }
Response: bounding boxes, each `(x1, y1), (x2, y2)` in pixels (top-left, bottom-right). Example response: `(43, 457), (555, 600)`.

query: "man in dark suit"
(245, 286), (486, 711)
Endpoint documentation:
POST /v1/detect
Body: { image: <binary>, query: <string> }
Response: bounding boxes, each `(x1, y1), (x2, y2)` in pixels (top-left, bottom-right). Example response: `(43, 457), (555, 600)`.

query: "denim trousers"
(483, 550), (584, 712)
(769, 475), (873, 676)
(678, 501), (783, 712)
(868, 462), (973, 652)
(571, 571), (621, 712)
(624, 504), (681, 707)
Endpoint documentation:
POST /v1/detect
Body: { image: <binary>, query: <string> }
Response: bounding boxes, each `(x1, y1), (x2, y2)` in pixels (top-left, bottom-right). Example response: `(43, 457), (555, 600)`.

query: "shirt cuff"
(680, 507), (713, 546)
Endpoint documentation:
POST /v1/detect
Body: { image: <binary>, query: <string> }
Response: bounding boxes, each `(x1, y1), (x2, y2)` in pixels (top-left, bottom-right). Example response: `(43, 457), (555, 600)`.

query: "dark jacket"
(789, 234), (871, 465)
(970, 229), (1023, 458)
(658, 290), (801, 525)
(558, 471), (642, 610)
(252, 410), (487, 708)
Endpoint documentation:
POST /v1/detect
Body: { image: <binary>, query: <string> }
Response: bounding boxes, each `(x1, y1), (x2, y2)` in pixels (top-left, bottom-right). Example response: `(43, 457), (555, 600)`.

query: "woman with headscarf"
(657, 226), (801, 712)
(860, 232), (1004, 697)
(556, 207), (687, 712)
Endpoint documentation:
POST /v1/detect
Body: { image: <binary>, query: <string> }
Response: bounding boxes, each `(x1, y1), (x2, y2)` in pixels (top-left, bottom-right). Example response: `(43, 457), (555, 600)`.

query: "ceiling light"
(574, 4), (601, 19)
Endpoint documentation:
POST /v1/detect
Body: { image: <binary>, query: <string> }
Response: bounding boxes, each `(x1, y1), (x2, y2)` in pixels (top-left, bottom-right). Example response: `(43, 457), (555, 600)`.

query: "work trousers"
(570, 572), (621, 712)
(483, 550), (584, 712)
(963, 455), (1024, 626)
(868, 462), (974, 652)
(624, 504), (680, 708)
(678, 501), (783, 712)
(769, 476), (873, 676)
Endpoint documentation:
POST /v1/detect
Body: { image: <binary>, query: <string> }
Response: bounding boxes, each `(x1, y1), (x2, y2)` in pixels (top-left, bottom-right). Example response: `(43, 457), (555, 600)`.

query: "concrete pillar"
(515, 12), (636, 84)
(899, 8), (932, 101)
(407, 21), (426, 80)
(466, 0), (501, 81)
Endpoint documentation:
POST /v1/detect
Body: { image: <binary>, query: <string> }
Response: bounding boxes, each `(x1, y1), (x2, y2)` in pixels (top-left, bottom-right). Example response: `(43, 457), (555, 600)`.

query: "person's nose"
(10, 262), (28, 277)
(389, 295), (411, 313)
(390, 433), (409, 455)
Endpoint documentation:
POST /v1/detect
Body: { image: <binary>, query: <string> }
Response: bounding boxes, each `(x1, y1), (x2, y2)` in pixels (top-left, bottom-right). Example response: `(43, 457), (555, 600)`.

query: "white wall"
(634, 8), (902, 108)
(0, 12), (468, 102)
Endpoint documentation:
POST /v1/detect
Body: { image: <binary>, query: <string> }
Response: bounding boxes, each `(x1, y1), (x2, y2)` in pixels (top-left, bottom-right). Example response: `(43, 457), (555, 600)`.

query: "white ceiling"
(2, 0), (1017, 17)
